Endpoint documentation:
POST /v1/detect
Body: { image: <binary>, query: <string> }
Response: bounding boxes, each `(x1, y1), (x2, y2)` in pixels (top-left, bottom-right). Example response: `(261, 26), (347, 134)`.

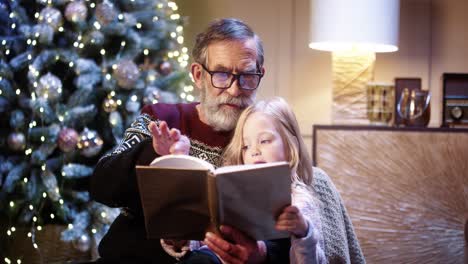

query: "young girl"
(222, 97), (326, 263)
(155, 98), (365, 263)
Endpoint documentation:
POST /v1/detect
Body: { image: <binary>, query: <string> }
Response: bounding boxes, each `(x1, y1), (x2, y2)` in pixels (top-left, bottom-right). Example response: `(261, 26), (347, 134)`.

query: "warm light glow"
(308, 42), (398, 53)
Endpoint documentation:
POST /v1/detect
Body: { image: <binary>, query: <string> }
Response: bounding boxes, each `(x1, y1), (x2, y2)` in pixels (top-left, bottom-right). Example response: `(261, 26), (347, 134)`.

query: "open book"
(135, 155), (291, 241)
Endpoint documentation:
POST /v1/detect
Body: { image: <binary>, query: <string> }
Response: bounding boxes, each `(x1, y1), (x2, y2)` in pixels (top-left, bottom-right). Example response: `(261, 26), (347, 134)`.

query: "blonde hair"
(223, 97), (313, 185)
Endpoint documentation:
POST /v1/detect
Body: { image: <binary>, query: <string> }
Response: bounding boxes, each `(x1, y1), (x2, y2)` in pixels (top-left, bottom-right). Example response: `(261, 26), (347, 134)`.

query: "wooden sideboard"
(312, 125), (468, 263)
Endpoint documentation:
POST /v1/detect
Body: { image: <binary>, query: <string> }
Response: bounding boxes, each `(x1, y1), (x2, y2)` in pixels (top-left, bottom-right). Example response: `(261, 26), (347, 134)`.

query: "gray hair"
(192, 18), (264, 68)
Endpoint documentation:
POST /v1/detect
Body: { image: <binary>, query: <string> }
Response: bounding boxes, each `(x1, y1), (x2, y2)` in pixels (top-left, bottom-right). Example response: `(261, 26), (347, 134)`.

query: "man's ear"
(260, 66), (266, 76)
(190, 63), (203, 90)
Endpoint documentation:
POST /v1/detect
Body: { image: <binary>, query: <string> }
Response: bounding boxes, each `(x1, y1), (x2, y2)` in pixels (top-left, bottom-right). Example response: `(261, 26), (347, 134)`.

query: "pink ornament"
(58, 128), (79, 152)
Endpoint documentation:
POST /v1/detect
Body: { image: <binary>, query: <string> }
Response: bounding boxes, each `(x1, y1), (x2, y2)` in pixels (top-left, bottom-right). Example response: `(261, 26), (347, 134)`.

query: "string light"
(50, 214), (55, 219)
(59, 199), (64, 205)
(136, 23), (142, 29)
(37, 225), (42, 231)
(93, 21), (101, 30)
(9, 201), (14, 207)
(58, 26), (64, 32)
(100, 49), (106, 55)
(170, 32), (176, 38)
(29, 205), (33, 210)
(176, 26), (183, 32)
(23, 178), (28, 183)
(143, 49), (149, 55)
(177, 36), (184, 44)
(27, 232), (32, 237)
(170, 14), (180, 20)
(121, 41), (126, 47)
(90, 3), (96, 8)
(91, 228), (97, 234)
(33, 216), (37, 222)
(118, 14), (124, 20)
(153, 16), (158, 22)
(68, 223), (73, 229)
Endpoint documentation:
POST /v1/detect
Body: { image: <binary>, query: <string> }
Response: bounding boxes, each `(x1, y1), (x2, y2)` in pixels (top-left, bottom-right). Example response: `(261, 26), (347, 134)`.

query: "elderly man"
(91, 18), (289, 264)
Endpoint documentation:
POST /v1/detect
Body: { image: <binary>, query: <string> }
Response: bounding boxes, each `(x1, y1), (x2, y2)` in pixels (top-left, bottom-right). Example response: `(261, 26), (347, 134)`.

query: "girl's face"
(241, 112), (287, 165)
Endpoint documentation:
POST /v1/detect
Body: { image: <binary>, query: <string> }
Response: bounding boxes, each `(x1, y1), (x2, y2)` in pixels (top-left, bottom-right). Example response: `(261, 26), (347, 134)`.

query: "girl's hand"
(149, 121), (190, 155)
(275, 205), (309, 238)
(164, 239), (189, 250)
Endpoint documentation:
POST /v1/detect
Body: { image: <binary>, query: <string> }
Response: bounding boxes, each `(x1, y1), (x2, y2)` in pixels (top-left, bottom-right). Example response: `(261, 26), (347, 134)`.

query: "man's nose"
(225, 79), (242, 97)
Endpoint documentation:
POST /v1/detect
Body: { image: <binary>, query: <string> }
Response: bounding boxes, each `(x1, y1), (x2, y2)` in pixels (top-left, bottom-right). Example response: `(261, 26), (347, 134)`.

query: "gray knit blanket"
(312, 167), (366, 264)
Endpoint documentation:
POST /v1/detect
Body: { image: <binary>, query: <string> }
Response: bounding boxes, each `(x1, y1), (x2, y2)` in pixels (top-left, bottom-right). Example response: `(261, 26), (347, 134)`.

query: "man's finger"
(169, 128), (181, 141)
(159, 121), (170, 138)
(148, 122), (160, 137)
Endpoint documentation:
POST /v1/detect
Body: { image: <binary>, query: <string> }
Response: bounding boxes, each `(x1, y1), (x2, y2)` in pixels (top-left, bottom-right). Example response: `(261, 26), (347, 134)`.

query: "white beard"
(199, 85), (255, 131)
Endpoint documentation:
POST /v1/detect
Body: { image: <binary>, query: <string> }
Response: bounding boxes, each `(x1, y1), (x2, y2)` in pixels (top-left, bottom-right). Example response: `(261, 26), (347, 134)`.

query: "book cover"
(135, 155), (291, 240)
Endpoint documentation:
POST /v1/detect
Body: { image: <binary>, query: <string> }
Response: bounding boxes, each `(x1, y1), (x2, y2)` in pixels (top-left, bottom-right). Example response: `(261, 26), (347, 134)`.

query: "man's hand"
(275, 205), (308, 238)
(148, 121), (190, 155)
(204, 225), (266, 264)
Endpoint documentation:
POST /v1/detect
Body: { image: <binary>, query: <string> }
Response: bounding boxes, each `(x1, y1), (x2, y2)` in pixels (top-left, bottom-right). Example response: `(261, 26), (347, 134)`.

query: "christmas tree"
(0, 0), (194, 261)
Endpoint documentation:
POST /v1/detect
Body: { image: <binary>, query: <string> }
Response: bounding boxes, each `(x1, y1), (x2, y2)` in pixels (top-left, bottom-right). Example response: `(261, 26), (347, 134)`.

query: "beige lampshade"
(309, 0), (400, 53)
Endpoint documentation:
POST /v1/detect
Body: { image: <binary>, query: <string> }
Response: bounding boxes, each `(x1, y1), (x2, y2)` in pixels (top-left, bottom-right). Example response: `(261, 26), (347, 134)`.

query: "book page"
(214, 161), (285, 175)
(150, 154), (215, 171)
(135, 167), (212, 240)
(215, 162), (291, 240)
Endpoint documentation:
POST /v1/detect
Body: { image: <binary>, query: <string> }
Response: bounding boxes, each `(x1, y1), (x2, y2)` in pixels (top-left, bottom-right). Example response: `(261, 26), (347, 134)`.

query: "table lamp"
(309, 0), (400, 124)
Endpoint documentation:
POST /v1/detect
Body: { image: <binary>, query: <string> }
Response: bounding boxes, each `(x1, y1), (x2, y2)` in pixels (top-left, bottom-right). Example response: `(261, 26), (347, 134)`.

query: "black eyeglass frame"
(199, 63), (264, 91)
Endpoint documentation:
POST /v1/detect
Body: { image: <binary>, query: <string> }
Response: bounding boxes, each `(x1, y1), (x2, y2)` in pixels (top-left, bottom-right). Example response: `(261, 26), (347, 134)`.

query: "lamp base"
(332, 50), (375, 124)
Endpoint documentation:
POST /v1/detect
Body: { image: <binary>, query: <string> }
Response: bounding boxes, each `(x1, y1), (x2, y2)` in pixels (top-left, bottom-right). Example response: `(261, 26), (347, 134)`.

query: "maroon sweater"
(91, 103), (289, 263)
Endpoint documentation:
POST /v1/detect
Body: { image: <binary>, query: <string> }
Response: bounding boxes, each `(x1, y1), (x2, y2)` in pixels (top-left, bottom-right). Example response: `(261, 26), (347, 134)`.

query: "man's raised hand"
(148, 121), (190, 155)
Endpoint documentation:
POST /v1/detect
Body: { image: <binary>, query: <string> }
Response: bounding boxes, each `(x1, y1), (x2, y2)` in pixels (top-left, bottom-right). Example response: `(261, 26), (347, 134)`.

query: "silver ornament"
(58, 128), (79, 152)
(95, 0), (117, 26)
(36, 72), (62, 101)
(113, 60), (140, 90)
(65, 1), (88, 23)
(39, 7), (63, 31)
(7, 132), (26, 151)
(77, 128), (103, 157)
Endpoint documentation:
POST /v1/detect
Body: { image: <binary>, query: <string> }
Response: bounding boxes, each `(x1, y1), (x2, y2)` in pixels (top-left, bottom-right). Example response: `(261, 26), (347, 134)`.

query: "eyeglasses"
(200, 63), (263, 91)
